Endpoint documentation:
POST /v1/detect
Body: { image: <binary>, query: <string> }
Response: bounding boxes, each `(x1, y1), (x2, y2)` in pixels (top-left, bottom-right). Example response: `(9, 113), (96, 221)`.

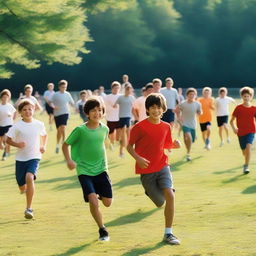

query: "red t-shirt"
(129, 119), (173, 174)
(232, 104), (256, 136)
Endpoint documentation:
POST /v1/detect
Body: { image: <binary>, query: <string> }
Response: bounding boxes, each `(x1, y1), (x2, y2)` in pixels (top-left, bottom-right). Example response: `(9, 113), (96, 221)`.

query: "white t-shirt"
(133, 96), (147, 121)
(7, 119), (47, 161)
(0, 103), (16, 126)
(20, 95), (40, 105)
(215, 97), (235, 116)
(104, 93), (120, 122)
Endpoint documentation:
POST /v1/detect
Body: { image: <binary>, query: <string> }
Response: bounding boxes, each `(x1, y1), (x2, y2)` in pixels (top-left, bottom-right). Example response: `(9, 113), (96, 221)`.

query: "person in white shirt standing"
(104, 81), (121, 150)
(6, 99), (47, 219)
(215, 87), (236, 146)
(160, 77), (180, 128)
(0, 89), (16, 160)
(43, 83), (55, 130)
(50, 80), (75, 153)
(132, 83), (154, 123)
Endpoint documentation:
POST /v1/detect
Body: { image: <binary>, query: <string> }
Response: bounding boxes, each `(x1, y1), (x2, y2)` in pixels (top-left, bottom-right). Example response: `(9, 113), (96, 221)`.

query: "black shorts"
(0, 125), (12, 136)
(119, 117), (131, 128)
(54, 114), (69, 128)
(161, 109), (175, 123)
(217, 116), (228, 127)
(78, 172), (112, 203)
(200, 122), (211, 132)
(107, 121), (121, 134)
(45, 103), (54, 115)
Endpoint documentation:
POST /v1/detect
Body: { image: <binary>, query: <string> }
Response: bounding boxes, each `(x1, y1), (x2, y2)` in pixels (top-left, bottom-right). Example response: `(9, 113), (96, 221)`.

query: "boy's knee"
(102, 198), (112, 207)
(88, 194), (99, 206)
(25, 173), (34, 182)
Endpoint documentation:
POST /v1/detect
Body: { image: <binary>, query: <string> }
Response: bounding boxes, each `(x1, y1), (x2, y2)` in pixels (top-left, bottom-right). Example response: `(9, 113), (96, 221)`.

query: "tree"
(0, 0), (90, 78)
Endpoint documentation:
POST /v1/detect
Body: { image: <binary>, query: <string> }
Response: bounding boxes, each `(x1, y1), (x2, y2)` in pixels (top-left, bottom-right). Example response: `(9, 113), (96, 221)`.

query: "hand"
(67, 160), (76, 170)
(233, 128), (238, 134)
(17, 142), (26, 148)
(137, 156), (150, 169)
(172, 139), (181, 149)
(40, 146), (46, 153)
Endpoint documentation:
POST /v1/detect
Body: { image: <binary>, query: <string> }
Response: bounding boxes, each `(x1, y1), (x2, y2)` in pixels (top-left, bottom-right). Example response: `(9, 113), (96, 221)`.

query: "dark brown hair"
(83, 97), (105, 115)
(145, 93), (167, 115)
(18, 99), (35, 113)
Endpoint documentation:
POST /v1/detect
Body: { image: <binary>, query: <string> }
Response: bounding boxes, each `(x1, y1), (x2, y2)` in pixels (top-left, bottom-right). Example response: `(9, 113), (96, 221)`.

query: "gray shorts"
(140, 165), (173, 207)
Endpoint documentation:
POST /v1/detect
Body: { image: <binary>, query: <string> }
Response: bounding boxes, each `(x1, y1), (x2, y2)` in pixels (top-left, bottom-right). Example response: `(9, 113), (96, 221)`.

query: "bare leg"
(25, 173), (35, 209)
(183, 132), (192, 154)
(243, 144), (252, 166)
(163, 188), (175, 228)
(88, 193), (104, 228)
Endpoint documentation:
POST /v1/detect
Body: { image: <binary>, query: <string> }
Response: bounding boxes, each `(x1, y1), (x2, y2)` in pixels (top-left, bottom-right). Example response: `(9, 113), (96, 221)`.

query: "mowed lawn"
(1, 102), (256, 256)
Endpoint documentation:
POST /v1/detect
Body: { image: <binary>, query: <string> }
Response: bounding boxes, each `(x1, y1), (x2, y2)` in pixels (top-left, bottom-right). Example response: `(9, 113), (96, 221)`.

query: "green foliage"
(0, 0), (90, 78)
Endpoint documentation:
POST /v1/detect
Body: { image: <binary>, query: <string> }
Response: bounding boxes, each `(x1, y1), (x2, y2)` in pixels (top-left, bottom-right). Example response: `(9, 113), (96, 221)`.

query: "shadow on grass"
(213, 166), (241, 175)
(222, 174), (244, 184)
(106, 208), (159, 227)
(122, 241), (166, 256)
(39, 160), (66, 169)
(171, 156), (203, 172)
(51, 242), (91, 256)
(113, 177), (140, 189)
(242, 185), (256, 194)
(37, 175), (77, 184)
(0, 173), (14, 180)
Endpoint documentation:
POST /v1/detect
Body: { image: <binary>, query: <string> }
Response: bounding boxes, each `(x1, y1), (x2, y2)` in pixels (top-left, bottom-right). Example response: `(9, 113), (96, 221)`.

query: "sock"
(205, 138), (209, 145)
(56, 144), (60, 148)
(165, 227), (173, 235)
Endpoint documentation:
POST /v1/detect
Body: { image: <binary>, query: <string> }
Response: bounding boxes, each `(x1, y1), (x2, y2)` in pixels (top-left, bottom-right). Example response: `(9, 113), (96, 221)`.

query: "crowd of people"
(0, 74), (255, 244)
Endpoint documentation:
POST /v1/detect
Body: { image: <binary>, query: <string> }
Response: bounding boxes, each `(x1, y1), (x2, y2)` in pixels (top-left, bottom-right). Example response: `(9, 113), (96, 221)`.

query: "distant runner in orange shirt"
(198, 87), (215, 150)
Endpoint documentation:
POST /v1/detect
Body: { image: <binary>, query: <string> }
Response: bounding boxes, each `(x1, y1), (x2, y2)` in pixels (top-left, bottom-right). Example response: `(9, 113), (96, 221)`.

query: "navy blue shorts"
(107, 121), (121, 134)
(54, 114), (69, 128)
(162, 109), (175, 123)
(78, 172), (112, 203)
(15, 159), (40, 186)
(45, 103), (54, 115)
(200, 122), (211, 132)
(119, 117), (131, 128)
(217, 116), (228, 127)
(238, 133), (255, 150)
(0, 125), (12, 136)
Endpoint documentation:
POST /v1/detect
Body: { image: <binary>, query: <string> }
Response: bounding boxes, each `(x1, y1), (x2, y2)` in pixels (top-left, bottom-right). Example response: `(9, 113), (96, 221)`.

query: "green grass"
(1, 105), (256, 256)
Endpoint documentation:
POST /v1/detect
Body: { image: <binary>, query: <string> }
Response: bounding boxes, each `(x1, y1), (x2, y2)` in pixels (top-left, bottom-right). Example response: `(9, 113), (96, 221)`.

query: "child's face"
(187, 92), (196, 100)
(147, 104), (163, 120)
(125, 87), (133, 95)
(112, 85), (120, 94)
(59, 84), (67, 92)
(219, 91), (226, 98)
(25, 88), (32, 96)
(20, 104), (34, 120)
(153, 82), (161, 92)
(203, 90), (211, 98)
(87, 106), (103, 122)
(241, 93), (252, 103)
(1, 94), (9, 103)
(80, 94), (87, 101)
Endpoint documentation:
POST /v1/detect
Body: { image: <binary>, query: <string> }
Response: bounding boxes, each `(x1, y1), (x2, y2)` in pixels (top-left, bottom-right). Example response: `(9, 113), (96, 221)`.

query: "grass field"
(1, 103), (256, 256)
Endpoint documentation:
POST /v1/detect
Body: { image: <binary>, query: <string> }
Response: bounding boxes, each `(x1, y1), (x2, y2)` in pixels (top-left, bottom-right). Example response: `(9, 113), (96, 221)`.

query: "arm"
(62, 142), (76, 170)
(40, 134), (47, 153)
(230, 115), (238, 134)
(132, 107), (139, 122)
(126, 143), (150, 169)
(6, 137), (25, 148)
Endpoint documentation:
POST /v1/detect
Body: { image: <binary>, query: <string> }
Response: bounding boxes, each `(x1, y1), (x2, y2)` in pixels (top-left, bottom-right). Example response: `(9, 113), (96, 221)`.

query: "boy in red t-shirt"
(127, 93), (181, 245)
(230, 87), (256, 174)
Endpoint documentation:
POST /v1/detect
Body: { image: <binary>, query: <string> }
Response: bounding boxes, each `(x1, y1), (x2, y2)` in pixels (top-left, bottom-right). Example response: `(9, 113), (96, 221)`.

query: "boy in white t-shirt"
(6, 99), (47, 219)
(215, 87), (236, 146)
(0, 89), (16, 160)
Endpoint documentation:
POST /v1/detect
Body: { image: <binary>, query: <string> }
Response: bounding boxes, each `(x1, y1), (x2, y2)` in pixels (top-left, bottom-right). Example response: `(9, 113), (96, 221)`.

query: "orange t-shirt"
(198, 97), (214, 123)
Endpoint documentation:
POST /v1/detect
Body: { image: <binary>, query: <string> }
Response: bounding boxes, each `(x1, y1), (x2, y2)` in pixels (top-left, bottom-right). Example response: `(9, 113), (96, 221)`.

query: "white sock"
(165, 227), (173, 234)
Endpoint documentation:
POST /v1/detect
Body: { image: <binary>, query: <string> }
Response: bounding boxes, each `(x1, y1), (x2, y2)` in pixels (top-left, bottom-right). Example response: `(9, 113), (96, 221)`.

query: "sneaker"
(163, 233), (180, 245)
(55, 146), (59, 154)
(186, 154), (191, 161)
(206, 144), (211, 151)
(243, 165), (250, 175)
(227, 137), (231, 144)
(219, 141), (224, 147)
(24, 208), (34, 219)
(99, 227), (110, 241)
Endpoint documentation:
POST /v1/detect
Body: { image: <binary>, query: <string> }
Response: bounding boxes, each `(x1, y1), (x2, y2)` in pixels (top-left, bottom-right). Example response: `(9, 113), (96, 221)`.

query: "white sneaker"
(206, 144), (211, 150)
(227, 138), (231, 144)
(163, 233), (180, 245)
(186, 155), (191, 161)
(24, 208), (34, 219)
(219, 141), (224, 147)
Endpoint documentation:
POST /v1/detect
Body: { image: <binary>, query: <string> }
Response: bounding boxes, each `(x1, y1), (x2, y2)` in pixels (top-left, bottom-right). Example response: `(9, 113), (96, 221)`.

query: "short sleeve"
(128, 124), (141, 145)
(40, 122), (47, 136)
(232, 106), (239, 117)
(6, 124), (17, 139)
(65, 127), (80, 145)
(10, 104), (16, 114)
(164, 125), (173, 149)
(68, 93), (75, 105)
(115, 96), (121, 105)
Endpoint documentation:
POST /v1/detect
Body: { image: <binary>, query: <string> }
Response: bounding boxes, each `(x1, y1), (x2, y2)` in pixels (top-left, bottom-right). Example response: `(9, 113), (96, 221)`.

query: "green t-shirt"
(65, 122), (109, 176)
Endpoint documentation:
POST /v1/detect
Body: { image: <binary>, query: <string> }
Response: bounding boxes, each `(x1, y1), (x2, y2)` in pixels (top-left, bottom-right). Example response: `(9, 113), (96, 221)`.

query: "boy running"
(76, 90), (88, 122)
(43, 83), (55, 130)
(230, 87), (256, 174)
(62, 97), (112, 241)
(198, 87), (215, 150)
(127, 93), (181, 245)
(6, 99), (47, 219)
(176, 88), (202, 161)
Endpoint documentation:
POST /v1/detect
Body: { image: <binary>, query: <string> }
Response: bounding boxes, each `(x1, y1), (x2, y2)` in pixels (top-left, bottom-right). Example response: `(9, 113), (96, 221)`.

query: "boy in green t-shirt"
(62, 97), (112, 241)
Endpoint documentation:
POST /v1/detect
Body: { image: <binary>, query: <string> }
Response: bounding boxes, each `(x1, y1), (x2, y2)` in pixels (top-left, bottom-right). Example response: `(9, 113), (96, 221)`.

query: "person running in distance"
(198, 87), (215, 150)
(215, 87), (236, 147)
(121, 74), (129, 93)
(76, 90), (88, 123)
(152, 78), (162, 93)
(127, 93), (181, 245)
(160, 77), (179, 128)
(104, 81), (121, 150)
(113, 84), (135, 158)
(62, 97), (112, 241)
(0, 89), (16, 161)
(16, 84), (42, 111)
(176, 88), (202, 161)
(50, 80), (74, 153)
(6, 99), (47, 219)
(43, 83), (55, 131)
(132, 83), (154, 123)
(230, 87), (256, 174)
